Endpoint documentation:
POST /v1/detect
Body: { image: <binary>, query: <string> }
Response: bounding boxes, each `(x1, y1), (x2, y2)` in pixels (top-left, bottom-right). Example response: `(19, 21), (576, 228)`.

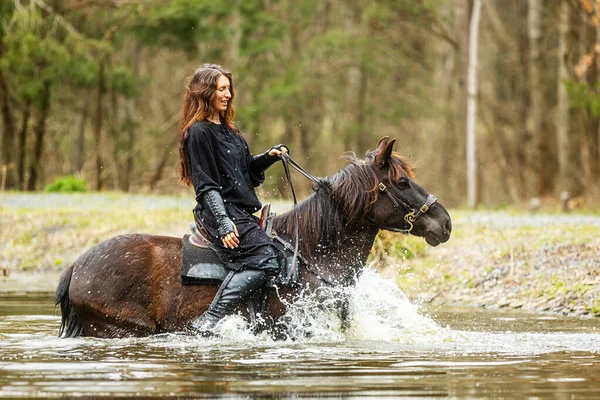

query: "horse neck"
(272, 190), (379, 282)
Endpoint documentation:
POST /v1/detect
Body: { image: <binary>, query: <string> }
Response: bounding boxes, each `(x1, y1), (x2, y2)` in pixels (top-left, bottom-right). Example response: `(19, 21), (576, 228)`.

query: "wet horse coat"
(54, 137), (452, 338)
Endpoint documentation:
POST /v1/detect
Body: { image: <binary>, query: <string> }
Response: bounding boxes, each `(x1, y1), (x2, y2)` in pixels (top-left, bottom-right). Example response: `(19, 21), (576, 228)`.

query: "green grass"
(1, 194), (191, 273)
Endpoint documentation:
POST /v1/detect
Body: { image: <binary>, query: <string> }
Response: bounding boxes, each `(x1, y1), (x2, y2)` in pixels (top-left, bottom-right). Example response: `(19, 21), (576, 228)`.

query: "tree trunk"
(439, 0), (458, 202)
(355, 64), (369, 155)
(75, 101), (88, 174)
(27, 81), (51, 191)
(456, 0), (471, 201)
(147, 153), (168, 191)
(528, 0), (548, 196)
(0, 70), (17, 189)
(94, 60), (106, 191)
(557, 0), (572, 196)
(344, 1), (362, 152)
(121, 118), (135, 192)
(355, 11), (374, 156)
(120, 42), (139, 192)
(17, 101), (31, 190)
(442, 0), (471, 204)
(591, 21), (600, 185)
(466, 0), (481, 208)
(566, 6), (583, 197)
(147, 138), (176, 191)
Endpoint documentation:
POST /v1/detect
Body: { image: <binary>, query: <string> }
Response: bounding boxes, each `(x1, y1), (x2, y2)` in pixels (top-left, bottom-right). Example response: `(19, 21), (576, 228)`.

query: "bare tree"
(557, 0), (570, 196)
(27, 81), (51, 191)
(0, 69), (17, 188)
(466, 0), (482, 208)
(528, 0), (548, 196)
(17, 101), (31, 189)
(94, 60), (106, 190)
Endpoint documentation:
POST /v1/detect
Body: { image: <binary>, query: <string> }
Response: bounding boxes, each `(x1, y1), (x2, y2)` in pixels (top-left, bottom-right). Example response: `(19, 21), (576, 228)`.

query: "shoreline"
(3, 194), (599, 318)
(397, 211), (600, 318)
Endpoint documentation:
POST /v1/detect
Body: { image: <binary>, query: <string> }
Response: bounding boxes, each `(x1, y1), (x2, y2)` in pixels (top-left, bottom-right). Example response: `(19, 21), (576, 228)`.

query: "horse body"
(65, 235), (210, 337)
(54, 137), (452, 338)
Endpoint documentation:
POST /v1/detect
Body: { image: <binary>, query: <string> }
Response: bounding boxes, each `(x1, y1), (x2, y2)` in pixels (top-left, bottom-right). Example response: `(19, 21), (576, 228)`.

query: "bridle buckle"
(404, 210), (416, 223)
(378, 182), (387, 191)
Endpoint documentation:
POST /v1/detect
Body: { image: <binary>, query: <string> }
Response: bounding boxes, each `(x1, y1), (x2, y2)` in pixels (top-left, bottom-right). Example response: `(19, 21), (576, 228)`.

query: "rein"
(279, 153), (334, 286)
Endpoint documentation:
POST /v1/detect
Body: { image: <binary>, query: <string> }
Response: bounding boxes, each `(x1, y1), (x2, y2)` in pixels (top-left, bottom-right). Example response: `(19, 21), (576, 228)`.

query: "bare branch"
(30, 0), (83, 39)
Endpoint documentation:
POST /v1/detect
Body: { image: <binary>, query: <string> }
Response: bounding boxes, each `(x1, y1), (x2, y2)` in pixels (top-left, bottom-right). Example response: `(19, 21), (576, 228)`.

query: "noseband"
(378, 182), (437, 234)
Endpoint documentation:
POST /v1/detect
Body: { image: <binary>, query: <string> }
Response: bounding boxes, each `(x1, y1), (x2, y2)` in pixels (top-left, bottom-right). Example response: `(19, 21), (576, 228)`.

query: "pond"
(1, 271), (599, 398)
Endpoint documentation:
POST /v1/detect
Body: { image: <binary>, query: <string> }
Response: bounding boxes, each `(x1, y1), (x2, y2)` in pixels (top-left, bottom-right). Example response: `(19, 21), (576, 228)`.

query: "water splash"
(185, 267), (600, 356)
(201, 267), (440, 343)
(347, 268), (441, 341)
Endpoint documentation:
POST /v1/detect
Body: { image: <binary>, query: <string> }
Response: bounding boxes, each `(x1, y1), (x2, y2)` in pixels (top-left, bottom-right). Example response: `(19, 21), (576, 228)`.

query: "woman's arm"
(188, 125), (239, 248)
(186, 125), (222, 203)
(247, 144), (289, 185)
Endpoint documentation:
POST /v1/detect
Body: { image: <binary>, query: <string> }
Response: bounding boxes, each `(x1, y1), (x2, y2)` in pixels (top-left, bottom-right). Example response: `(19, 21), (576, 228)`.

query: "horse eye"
(397, 180), (410, 190)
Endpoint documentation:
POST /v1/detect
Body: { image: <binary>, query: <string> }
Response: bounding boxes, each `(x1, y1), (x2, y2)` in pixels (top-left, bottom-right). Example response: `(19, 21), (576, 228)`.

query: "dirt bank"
(394, 211), (600, 318)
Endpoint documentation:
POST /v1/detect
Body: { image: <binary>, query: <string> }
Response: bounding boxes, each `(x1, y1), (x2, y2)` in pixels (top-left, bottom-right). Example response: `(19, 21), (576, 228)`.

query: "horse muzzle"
(424, 215), (452, 246)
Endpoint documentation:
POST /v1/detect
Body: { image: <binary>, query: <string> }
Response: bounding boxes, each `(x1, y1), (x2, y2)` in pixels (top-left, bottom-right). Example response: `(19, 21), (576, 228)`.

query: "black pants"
(197, 204), (279, 275)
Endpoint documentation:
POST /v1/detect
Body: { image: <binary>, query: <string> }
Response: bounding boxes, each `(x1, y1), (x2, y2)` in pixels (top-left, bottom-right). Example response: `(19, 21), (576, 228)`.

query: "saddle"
(181, 204), (296, 285)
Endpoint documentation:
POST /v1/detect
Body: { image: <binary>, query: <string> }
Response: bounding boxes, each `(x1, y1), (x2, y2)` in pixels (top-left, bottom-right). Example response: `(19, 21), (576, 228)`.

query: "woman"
(178, 64), (287, 334)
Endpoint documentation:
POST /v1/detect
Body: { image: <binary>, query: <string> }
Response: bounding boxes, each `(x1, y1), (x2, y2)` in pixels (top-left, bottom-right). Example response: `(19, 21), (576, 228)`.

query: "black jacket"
(186, 120), (277, 213)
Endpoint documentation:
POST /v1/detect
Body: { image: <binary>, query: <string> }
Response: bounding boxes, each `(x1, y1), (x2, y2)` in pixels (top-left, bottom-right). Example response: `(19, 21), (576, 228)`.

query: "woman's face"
(212, 74), (231, 114)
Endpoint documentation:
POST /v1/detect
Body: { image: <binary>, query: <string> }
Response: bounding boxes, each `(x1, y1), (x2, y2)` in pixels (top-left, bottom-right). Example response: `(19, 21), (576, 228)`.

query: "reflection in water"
(1, 270), (600, 398)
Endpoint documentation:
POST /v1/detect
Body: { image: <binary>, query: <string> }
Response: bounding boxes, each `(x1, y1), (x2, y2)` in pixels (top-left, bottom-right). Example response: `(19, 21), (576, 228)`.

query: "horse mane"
(272, 152), (413, 259)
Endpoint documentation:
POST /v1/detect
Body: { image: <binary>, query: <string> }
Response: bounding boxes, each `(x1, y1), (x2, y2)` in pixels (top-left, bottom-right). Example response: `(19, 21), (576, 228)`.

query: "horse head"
(365, 137), (452, 246)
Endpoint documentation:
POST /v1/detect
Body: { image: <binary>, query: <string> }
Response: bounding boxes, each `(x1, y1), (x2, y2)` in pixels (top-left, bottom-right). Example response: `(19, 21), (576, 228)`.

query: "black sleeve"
(241, 136), (274, 187)
(250, 150), (279, 175)
(186, 124), (221, 204)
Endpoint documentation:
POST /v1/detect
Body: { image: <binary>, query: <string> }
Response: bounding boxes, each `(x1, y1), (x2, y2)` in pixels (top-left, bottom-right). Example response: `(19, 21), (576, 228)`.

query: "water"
(1, 271), (600, 398)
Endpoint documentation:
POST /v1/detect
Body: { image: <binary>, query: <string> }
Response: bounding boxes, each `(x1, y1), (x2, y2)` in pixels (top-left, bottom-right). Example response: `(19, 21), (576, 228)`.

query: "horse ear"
(375, 138), (396, 166)
(375, 137), (389, 153)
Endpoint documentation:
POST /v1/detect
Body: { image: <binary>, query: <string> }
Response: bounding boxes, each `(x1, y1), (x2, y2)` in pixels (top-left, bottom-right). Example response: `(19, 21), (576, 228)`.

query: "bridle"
(377, 182), (437, 234)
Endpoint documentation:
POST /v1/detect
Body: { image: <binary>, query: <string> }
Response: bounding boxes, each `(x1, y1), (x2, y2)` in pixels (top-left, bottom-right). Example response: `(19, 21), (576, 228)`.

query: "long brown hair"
(178, 64), (236, 186)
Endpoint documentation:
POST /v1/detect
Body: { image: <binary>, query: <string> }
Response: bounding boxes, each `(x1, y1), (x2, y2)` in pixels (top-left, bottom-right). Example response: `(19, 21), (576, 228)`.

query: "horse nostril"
(444, 219), (452, 235)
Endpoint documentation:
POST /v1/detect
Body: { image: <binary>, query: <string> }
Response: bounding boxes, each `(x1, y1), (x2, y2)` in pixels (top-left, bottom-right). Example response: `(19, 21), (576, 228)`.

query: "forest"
(1, 0), (600, 208)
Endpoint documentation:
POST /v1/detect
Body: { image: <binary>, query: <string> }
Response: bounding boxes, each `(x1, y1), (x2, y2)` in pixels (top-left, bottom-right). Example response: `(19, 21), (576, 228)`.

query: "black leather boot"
(190, 269), (267, 335)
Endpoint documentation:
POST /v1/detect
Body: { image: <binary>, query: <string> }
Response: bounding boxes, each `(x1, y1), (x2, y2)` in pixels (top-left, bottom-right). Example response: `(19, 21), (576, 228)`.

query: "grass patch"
(368, 231), (429, 266)
(1, 194), (191, 273)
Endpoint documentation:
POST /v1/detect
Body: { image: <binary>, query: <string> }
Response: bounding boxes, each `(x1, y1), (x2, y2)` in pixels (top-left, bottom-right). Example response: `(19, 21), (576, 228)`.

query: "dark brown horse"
(54, 137), (451, 338)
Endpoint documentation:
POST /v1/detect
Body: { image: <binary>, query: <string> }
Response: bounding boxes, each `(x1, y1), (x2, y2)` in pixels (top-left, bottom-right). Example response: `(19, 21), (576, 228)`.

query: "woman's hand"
(222, 224), (240, 249)
(268, 144), (289, 158)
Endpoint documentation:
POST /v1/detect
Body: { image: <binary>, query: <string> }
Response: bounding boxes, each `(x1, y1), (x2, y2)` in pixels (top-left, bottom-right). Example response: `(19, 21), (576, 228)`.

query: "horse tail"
(53, 264), (85, 338)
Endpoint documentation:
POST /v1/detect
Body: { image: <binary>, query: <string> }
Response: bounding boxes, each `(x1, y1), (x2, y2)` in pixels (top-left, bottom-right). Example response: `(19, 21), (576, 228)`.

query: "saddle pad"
(181, 234), (230, 285)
